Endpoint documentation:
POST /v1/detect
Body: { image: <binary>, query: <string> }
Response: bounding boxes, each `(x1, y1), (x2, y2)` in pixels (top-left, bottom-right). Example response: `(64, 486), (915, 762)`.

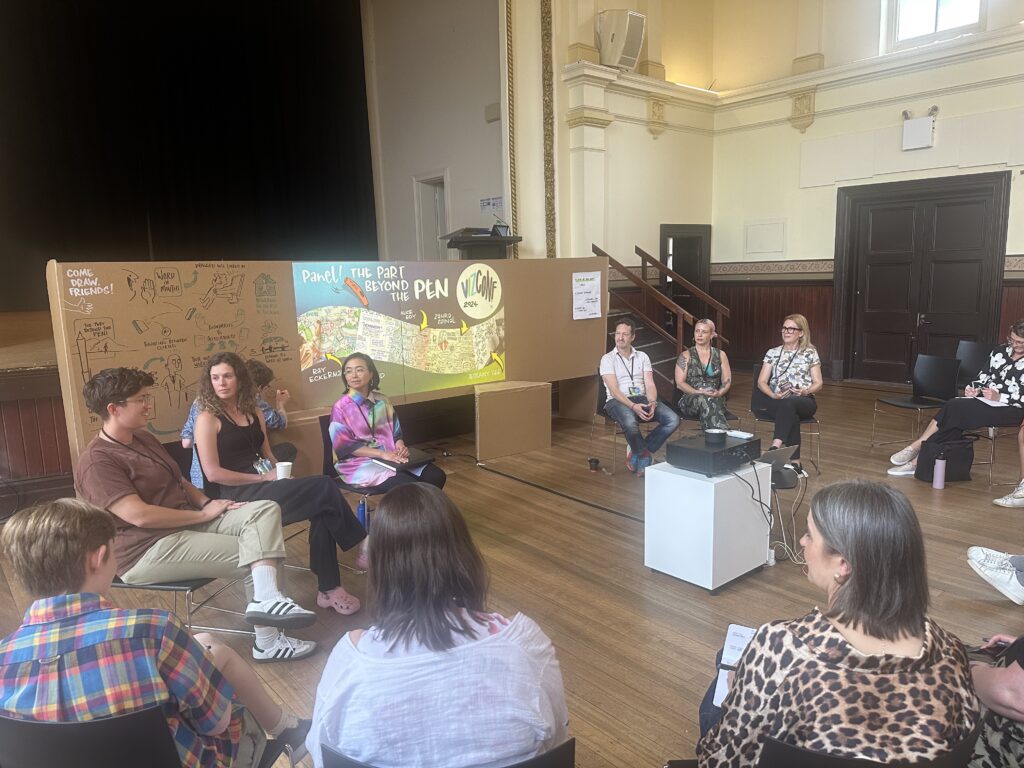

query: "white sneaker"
(245, 596), (316, 629)
(252, 632), (317, 663)
(887, 462), (916, 477)
(968, 559), (1024, 605)
(889, 445), (920, 465)
(993, 480), (1024, 508)
(967, 546), (1012, 569)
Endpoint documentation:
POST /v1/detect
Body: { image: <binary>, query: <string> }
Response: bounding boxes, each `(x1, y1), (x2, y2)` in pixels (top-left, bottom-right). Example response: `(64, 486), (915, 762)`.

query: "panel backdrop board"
(47, 258), (607, 463)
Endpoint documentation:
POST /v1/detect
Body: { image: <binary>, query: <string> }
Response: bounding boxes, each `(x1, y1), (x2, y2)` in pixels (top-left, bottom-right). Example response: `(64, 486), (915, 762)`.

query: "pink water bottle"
(932, 451), (946, 490)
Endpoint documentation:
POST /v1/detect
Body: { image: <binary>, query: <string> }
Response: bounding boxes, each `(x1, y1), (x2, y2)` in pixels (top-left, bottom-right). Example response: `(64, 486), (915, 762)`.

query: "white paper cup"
(276, 462), (293, 479)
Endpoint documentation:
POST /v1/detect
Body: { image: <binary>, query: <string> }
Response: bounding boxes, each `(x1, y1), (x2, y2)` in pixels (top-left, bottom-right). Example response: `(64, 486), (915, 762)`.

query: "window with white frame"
(889, 0), (985, 50)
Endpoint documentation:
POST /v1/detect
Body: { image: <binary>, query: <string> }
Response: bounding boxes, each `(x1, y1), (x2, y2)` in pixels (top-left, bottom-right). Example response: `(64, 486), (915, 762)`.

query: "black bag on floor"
(914, 438), (975, 482)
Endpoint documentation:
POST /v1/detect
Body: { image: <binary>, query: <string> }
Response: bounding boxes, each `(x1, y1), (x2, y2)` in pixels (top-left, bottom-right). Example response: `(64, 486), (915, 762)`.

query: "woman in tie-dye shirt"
(329, 352), (447, 491)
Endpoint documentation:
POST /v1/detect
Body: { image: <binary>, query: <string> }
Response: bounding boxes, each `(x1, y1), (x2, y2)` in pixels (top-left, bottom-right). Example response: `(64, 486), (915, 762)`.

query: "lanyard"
(101, 429), (181, 484)
(616, 353), (637, 388)
(357, 399), (377, 438)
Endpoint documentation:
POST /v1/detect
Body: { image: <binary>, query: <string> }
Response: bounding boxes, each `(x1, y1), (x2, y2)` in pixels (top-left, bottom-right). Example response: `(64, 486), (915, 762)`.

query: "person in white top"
(599, 316), (680, 475)
(306, 483), (569, 768)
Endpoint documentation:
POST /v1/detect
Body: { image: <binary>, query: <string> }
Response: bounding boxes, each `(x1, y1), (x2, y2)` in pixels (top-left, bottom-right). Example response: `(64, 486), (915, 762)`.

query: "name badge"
(628, 386), (641, 397)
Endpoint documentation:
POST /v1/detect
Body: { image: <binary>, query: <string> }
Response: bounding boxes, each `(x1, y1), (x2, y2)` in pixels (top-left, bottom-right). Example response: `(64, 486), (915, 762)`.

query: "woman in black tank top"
(195, 352), (366, 616)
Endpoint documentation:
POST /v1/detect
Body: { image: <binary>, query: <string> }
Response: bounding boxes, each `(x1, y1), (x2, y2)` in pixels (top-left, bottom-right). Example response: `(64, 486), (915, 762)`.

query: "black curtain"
(0, 0), (377, 311)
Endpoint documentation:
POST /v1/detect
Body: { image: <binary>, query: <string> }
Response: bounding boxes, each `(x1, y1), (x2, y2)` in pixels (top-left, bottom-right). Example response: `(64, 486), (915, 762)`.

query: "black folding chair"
(110, 575), (253, 638)
(869, 354), (960, 448)
(323, 737), (576, 768)
(665, 721), (979, 768)
(0, 705), (181, 768)
(955, 339), (995, 391)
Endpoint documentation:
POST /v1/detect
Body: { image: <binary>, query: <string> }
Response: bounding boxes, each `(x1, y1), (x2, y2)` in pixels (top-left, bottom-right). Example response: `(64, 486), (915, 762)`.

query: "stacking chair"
(318, 413), (383, 572)
(0, 705), (181, 768)
(747, 364), (822, 473)
(323, 737), (576, 768)
(111, 575), (254, 638)
(0, 703), (299, 768)
(869, 354), (960, 448)
(955, 339), (995, 392)
(665, 721), (979, 768)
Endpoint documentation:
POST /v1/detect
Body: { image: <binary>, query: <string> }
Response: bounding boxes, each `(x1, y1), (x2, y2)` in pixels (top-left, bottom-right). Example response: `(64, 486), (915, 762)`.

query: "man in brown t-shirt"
(74, 367), (317, 663)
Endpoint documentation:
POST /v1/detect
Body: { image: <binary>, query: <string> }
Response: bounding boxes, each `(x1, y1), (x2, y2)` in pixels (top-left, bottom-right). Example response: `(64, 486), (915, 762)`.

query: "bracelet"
(200, 498), (214, 509)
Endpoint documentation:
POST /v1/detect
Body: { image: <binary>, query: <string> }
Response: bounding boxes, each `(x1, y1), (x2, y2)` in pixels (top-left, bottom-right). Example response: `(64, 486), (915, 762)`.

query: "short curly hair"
(82, 368), (155, 420)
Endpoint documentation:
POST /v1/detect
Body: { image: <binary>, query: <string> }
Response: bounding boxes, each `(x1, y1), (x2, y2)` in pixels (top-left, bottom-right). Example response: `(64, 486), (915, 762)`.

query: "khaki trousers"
(120, 500), (287, 601)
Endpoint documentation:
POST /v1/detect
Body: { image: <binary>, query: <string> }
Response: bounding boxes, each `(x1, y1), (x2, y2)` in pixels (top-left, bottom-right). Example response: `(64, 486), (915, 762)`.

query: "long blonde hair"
(785, 313), (815, 351)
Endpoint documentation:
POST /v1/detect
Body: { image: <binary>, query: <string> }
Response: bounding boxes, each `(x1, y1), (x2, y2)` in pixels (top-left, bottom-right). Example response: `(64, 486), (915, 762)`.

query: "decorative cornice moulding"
(566, 106), (614, 129)
(711, 260), (835, 276)
(563, 26), (1024, 117)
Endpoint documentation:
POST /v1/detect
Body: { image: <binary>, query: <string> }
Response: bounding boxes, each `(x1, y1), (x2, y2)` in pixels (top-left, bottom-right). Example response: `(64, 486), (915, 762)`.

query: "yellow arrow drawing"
(491, 353), (505, 372)
(460, 319), (468, 335)
(420, 311), (428, 330)
(325, 353), (343, 366)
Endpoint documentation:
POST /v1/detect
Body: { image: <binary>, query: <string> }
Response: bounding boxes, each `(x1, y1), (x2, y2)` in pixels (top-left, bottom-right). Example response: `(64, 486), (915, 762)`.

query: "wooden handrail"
(593, 243), (731, 347)
(594, 243), (699, 355)
(634, 246), (730, 318)
(612, 291), (677, 348)
(594, 245), (696, 325)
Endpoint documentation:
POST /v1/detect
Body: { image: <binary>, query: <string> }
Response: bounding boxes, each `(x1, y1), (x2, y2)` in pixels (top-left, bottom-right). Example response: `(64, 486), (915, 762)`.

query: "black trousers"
(754, 393), (817, 460)
(927, 398), (1024, 444)
(214, 475), (366, 593)
(370, 463), (447, 494)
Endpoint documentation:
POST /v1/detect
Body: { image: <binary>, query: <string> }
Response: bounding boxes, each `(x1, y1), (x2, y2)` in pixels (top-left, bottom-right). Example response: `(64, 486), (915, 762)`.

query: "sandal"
(317, 587), (361, 616)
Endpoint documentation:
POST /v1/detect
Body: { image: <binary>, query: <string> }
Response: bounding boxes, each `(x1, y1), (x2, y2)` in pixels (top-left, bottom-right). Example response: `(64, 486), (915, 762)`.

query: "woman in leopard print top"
(696, 481), (979, 767)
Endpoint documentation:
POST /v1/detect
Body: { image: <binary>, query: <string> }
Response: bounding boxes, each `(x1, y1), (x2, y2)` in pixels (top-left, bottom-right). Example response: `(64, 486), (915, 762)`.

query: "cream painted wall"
(662, 0), (715, 88)
(711, 42), (1024, 262)
(603, 117), (714, 259)
(364, 0), (503, 260)
(712, 0), (799, 89)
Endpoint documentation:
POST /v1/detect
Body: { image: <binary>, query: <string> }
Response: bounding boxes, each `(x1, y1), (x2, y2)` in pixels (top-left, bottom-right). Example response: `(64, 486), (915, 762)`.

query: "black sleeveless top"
(200, 412), (265, 496)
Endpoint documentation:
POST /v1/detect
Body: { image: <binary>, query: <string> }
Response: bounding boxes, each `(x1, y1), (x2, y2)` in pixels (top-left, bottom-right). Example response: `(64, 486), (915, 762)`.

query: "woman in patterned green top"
(675, 319), (732, 430)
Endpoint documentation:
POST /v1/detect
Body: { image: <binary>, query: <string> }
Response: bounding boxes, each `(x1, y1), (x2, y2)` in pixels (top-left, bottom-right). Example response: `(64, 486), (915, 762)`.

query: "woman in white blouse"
(754, 313), (823, 473)
(306, 483), (569, 768)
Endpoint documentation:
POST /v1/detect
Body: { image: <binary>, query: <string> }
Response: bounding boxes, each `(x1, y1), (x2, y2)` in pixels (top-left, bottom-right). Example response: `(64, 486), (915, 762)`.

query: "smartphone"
(969, 380), (983, 396)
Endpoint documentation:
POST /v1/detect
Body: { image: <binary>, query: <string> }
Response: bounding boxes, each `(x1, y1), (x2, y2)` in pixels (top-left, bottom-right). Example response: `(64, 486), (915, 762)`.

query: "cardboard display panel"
(475, 381), (552, 460)
(47, 257), (607, 465)
(47, 260), (303, 463)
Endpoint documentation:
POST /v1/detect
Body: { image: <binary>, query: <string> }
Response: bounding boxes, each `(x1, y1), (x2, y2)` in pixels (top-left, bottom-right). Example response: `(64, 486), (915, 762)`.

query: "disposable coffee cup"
(276, 462), (293, 479)
(588, 457), (600, 472)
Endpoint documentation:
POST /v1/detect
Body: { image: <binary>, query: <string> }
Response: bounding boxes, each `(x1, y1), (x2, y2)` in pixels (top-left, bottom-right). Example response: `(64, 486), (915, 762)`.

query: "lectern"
(440, 227), (522, 260)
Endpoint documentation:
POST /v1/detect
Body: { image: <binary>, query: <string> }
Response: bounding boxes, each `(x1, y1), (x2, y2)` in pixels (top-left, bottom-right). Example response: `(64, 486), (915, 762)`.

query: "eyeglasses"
(781, 326), (801, 333)
(119, 394), (153, 406)
(344, 367), (369, 375)
(1009, 337), (1024, 347)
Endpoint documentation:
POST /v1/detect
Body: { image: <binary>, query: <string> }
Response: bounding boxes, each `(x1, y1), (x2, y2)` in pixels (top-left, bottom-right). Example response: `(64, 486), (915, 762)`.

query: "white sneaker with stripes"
(252, 632), (317, 663)
(245, 596), (316, 629)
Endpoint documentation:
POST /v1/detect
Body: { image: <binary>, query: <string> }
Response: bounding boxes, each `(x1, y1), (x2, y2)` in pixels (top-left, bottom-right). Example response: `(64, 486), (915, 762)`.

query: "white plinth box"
(644, 461), (771, 591)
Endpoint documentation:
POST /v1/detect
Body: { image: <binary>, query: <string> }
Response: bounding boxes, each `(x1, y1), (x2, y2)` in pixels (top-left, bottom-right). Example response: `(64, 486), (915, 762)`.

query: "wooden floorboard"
(1, 374), (1023, 766)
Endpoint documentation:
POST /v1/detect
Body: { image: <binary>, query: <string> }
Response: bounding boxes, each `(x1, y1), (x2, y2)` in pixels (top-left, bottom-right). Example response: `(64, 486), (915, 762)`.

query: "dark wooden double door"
(840, 173), (1010, 383)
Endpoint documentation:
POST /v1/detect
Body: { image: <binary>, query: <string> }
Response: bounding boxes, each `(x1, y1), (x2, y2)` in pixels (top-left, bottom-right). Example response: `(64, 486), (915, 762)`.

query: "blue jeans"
(604, 396), (680, 456)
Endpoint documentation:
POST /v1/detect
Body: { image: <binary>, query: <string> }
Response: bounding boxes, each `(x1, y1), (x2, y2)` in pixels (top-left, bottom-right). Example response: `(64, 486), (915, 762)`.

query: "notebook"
(370, 446), (435, 473)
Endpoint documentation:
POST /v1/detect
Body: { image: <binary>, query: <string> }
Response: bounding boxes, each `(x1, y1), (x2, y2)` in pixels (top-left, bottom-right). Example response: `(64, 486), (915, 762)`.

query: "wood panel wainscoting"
(709, 281), (833, 377)
(0, 371), (75, 513)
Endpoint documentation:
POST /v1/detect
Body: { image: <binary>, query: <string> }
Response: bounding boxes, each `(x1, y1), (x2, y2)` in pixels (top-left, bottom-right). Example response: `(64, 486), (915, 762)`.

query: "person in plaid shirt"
(0, 498), (311, 767)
